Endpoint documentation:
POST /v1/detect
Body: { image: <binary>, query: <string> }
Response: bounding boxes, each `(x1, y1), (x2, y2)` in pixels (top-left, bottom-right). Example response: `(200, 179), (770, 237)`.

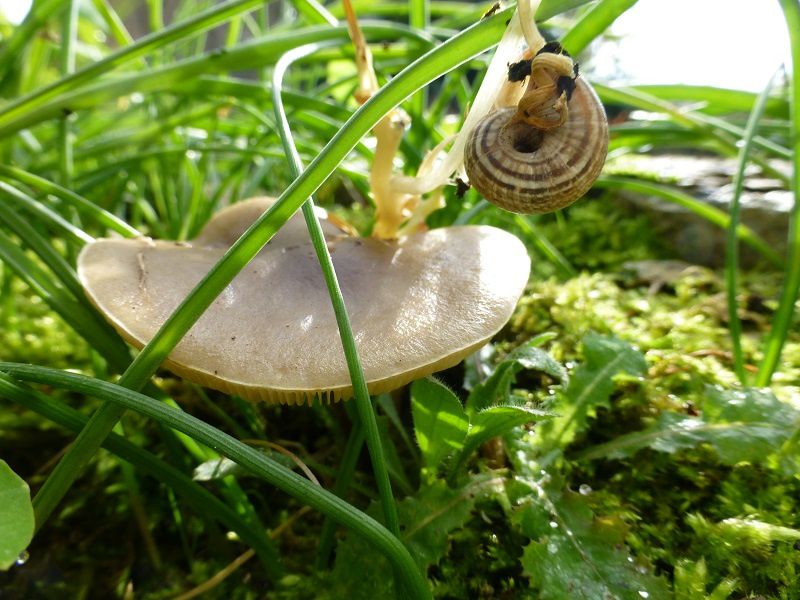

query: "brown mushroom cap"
(78, 197), (531, 404)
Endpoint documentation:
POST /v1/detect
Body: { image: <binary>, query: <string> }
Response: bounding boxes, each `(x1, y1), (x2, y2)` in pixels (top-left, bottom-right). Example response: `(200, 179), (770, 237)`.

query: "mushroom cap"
(78, 197), (531, 404)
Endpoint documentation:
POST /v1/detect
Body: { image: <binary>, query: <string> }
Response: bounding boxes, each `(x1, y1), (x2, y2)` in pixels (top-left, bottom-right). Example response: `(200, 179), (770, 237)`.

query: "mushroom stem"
(343, 0), (416, 239)
(370, 112), (414, 239)
(518, 0), (545, 54)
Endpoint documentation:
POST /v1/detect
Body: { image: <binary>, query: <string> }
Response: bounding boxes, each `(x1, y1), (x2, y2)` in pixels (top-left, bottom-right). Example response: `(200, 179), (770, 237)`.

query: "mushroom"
(78, 197), (530, 405)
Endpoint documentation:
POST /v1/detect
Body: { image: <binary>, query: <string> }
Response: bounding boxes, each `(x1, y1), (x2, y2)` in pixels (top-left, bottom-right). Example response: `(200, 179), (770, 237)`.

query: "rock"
(613, 154), (791, 267)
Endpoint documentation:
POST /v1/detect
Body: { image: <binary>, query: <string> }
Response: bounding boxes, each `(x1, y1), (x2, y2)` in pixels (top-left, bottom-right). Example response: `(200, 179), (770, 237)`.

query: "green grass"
(0, 0), (798, 598)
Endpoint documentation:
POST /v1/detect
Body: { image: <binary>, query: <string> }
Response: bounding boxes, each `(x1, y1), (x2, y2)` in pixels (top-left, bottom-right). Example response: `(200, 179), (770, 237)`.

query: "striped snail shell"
(464, 77), (608, 214)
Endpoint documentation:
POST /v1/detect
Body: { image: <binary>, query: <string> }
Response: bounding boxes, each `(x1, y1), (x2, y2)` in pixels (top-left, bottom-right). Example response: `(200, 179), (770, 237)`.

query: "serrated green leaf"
(400, 479), (487, 567)
(329, 530), (394, 599)
(578, 386), (799, 465)
(466, 339), (567, 415)
(330, 478), (495, 598)
(536, 333), (647, 459)
(515, 484), (669, 600)
(0, 460), (34, 571)
(452, 406), (549, 476)
(411, 378), (468, 475)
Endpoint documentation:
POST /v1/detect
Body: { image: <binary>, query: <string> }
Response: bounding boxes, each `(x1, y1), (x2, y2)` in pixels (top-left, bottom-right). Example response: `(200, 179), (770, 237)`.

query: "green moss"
(509, 269), (798, 403)
(533, 198), (670, 274)
(0, 277), (90, 369)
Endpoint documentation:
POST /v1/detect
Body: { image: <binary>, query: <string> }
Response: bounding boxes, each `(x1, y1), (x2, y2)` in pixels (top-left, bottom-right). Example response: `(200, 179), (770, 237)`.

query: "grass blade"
(0, 373), (282, 574)
(0, 0), (267, 130)
(0, 166), (140, 237)
(0, 362), (432, 600)
(595, 176), (785, 268)
(561, 0), (639, 55)
(757, 0), (800, 385)
(271, 43), (400, 536)
(725, 72), (780, 384)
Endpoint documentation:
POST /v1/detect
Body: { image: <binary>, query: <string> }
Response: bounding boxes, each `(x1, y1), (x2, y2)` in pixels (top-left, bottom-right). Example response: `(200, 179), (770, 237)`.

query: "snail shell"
(464, 77), (608, 214)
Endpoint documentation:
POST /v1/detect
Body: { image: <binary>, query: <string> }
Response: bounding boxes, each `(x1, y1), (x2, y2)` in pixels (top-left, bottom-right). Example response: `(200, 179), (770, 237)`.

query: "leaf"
(578, 386), (800, 465)
(452, 406), (550, 475)
(330, 478), (494, 598)
(400, 479), (490, 567)
(0, 460), (34, 571)
(411, 378), (468, 475)
(536, 333), (647, 458)
(515, 481), (669, 600)
(703, 386), (800, 425)
(466, 339), (567, 415)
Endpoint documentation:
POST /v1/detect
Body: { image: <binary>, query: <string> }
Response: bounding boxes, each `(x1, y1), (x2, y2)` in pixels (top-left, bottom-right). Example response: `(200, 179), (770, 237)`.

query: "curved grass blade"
(561, 0), (639, 56)
(0, 166), (140, 237)
(0, 0), (268, 129)
(0, 373), (282, 575)
(597, 84), (792, 168)
(0, 181), (92, 247)
(0, 206), (84, 302)
(0, 24), (428, 138)
(757, 0), (800, 385)
(0, 363), (432, 600)
(633, 84), (789, 118)
(272, 43), (399, 536)
(725, 72), (780, 384)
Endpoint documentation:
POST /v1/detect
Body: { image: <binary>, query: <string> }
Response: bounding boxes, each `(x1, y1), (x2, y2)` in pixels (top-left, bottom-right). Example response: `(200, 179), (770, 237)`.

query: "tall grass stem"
(725, 72), (780, 384)
(757, 0), (800, 385)
(271, 44), (400, 536)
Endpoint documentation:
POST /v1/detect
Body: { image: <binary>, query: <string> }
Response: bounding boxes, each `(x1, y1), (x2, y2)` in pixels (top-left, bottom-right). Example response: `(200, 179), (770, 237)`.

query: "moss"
(509, 269), (798, 403)
(0, 277), (90, 370)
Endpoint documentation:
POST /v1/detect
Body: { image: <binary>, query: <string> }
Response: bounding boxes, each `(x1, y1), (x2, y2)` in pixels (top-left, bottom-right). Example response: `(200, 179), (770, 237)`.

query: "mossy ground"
(1, 196), (798, 598)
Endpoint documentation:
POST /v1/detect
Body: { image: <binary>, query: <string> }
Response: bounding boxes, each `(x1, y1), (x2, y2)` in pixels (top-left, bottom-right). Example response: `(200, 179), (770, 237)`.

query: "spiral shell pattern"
(464, 77), (608, 214)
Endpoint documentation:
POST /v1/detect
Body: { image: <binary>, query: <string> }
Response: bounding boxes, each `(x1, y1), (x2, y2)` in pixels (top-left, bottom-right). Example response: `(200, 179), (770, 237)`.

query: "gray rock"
(613, 154), (791, 267)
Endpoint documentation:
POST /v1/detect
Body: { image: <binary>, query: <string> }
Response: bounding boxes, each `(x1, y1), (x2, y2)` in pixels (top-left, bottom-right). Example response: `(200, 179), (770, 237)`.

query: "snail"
(464, 44), (608, 214)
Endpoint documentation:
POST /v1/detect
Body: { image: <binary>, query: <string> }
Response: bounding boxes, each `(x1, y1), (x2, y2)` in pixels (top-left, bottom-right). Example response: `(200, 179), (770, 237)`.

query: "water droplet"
(566, 529), (574, 537)
(549, 521), (558, 528)
(15, 550), (29, 565)
(579, 484), (592, 495)
(547, 541), (558, 554)
(638, 592), (650, 599)
(627, 556), (634, 563)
